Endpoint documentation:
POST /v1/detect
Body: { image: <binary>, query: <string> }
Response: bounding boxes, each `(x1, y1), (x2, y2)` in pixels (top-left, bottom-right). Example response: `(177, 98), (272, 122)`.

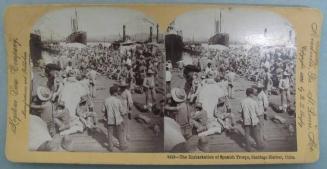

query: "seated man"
(190, 102), (208, 133)
(54, 101), (70, 132)
(76, 95), (97, 129)
(214, 96), (234, 132)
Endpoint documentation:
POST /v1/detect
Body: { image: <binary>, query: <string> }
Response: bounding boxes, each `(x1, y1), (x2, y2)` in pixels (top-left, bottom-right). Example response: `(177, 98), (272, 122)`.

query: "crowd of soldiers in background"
(164, 44), (296, 152)
(30, 42), (163, 151)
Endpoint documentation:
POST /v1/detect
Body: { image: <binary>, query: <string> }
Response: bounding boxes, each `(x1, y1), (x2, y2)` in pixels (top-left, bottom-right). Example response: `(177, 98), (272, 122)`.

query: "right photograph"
(164, 8), (297, 152)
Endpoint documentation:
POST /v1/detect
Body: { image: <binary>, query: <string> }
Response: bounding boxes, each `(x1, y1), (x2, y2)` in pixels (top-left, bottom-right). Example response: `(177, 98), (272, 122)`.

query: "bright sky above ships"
(173, 8), (295, 45)
(33, 8), (157, 41)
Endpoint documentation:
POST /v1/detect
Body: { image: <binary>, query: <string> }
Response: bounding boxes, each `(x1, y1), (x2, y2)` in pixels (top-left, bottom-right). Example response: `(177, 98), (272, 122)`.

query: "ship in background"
(208, 11), (229, 46)
(66, 9), (87, 45)
(165, 21), (184, 67)
(30, 30), (42, 66)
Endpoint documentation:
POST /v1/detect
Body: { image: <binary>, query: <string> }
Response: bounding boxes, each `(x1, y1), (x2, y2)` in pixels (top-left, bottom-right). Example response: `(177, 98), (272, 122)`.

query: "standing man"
(255, 83), (268, 142)
(165, 65), (172, 94)
(118, 81), (133, 143)
(240, 88), (264, 151)
(102, 86), (128, 151)
(279, 72), (291, 113)
(225, 68), (236, 99)
(143, 69), (156, 108)
(87, 67), (99, 98)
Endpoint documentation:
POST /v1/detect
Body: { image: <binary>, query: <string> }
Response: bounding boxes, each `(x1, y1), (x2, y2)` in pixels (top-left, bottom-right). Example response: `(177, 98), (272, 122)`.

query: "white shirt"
(166, 70), (172, 82)
(29, 115), (52, 151)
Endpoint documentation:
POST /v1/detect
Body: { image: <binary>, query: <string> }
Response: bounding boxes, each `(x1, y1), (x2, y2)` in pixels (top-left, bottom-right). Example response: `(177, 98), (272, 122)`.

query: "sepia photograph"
(29, 7), (165, 152)
(164, 8), (297, 152)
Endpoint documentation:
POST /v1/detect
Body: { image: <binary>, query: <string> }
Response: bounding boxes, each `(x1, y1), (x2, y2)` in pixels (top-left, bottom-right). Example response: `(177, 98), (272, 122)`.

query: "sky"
(173, 8), (295, 45)
(32, 7), (157, 41)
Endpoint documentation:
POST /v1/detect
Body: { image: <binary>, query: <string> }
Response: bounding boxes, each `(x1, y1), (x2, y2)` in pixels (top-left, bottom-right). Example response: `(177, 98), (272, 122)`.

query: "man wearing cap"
(86, 67), (99, 98)
(225, 68), (236, 99)
(240, 88), (264, 151)
(102, 86), (128, 151)
(256, 82), (269, 120)
(143, 69), (156, 108)
(190, 102), (208, 133)
(255, 82), (268, 143)
(279, 71), (291, 113)
(30, 86), (56, 136)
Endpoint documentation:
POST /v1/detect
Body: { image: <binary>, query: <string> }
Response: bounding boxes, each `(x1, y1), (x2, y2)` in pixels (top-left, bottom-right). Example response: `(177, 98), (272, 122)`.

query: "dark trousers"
(244, 124), (264, 151)
(107, 124), (127, 151)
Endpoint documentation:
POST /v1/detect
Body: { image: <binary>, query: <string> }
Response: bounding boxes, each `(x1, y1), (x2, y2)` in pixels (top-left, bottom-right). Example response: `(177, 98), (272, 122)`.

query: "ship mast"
(75, 9), (78, 31)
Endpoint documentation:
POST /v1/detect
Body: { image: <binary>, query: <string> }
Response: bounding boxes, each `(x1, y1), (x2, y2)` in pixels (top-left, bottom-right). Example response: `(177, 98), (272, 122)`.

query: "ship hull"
(208, 33), (229, 46)
(165, 34), (184, 67)
(67, 31), (87, 45)
(30, 33), (42, 66)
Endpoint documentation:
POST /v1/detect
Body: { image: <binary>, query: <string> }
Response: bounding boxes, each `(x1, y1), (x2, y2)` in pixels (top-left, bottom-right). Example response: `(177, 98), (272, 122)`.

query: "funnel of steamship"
(66, 9), (87, 45)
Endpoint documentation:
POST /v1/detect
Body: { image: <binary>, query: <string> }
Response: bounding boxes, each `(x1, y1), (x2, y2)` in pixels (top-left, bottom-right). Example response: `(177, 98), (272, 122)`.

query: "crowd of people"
(164, 44), (296, 152)
(29, 42), (163, 151)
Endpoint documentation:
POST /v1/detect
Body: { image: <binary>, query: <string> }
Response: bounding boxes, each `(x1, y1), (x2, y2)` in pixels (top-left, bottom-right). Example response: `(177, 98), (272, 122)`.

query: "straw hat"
(58, 100), (65, 107)
(80, 95), (88, 103)
(118, 81), (128, 87)
(36, 86), (52, 101)
(195, 102), (202, 109)
(256, 82), (264, 88)
(218, 97), (226, 104)
(171, 88), (186, 103)
(147, 69), (154, 74)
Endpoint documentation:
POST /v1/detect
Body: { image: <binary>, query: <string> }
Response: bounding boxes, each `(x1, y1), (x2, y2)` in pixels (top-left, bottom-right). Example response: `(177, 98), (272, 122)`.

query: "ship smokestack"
(123, 25), (126, 41)
(156, 24), (159, 43)
(149, 26), (153, 42)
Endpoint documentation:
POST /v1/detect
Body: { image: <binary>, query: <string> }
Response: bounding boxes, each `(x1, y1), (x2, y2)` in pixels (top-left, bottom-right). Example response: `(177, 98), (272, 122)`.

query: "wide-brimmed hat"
(118, 81), (128, 87)
(147, 69), (154, 74)
(58, 100), (65, 107)
(195, 102), (202, 108)
(80, 95), (88, 103)
(67, 70), (75, 77)
(256, 82), (264, 88)
(171, 88), (186, 103)
(207, 71), (214, 78)
(218, 97), (226, 104)
(36, 86), (52, 101)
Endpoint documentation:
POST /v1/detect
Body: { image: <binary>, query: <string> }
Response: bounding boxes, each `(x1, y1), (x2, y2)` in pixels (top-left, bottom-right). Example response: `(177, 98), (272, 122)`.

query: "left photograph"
(29, 7), (165, 152)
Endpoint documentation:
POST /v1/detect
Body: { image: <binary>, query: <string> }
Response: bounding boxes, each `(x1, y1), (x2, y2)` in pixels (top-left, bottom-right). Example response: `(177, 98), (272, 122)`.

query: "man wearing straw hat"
(30, 86), (56, 136)
(165, 88), (191, 138)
